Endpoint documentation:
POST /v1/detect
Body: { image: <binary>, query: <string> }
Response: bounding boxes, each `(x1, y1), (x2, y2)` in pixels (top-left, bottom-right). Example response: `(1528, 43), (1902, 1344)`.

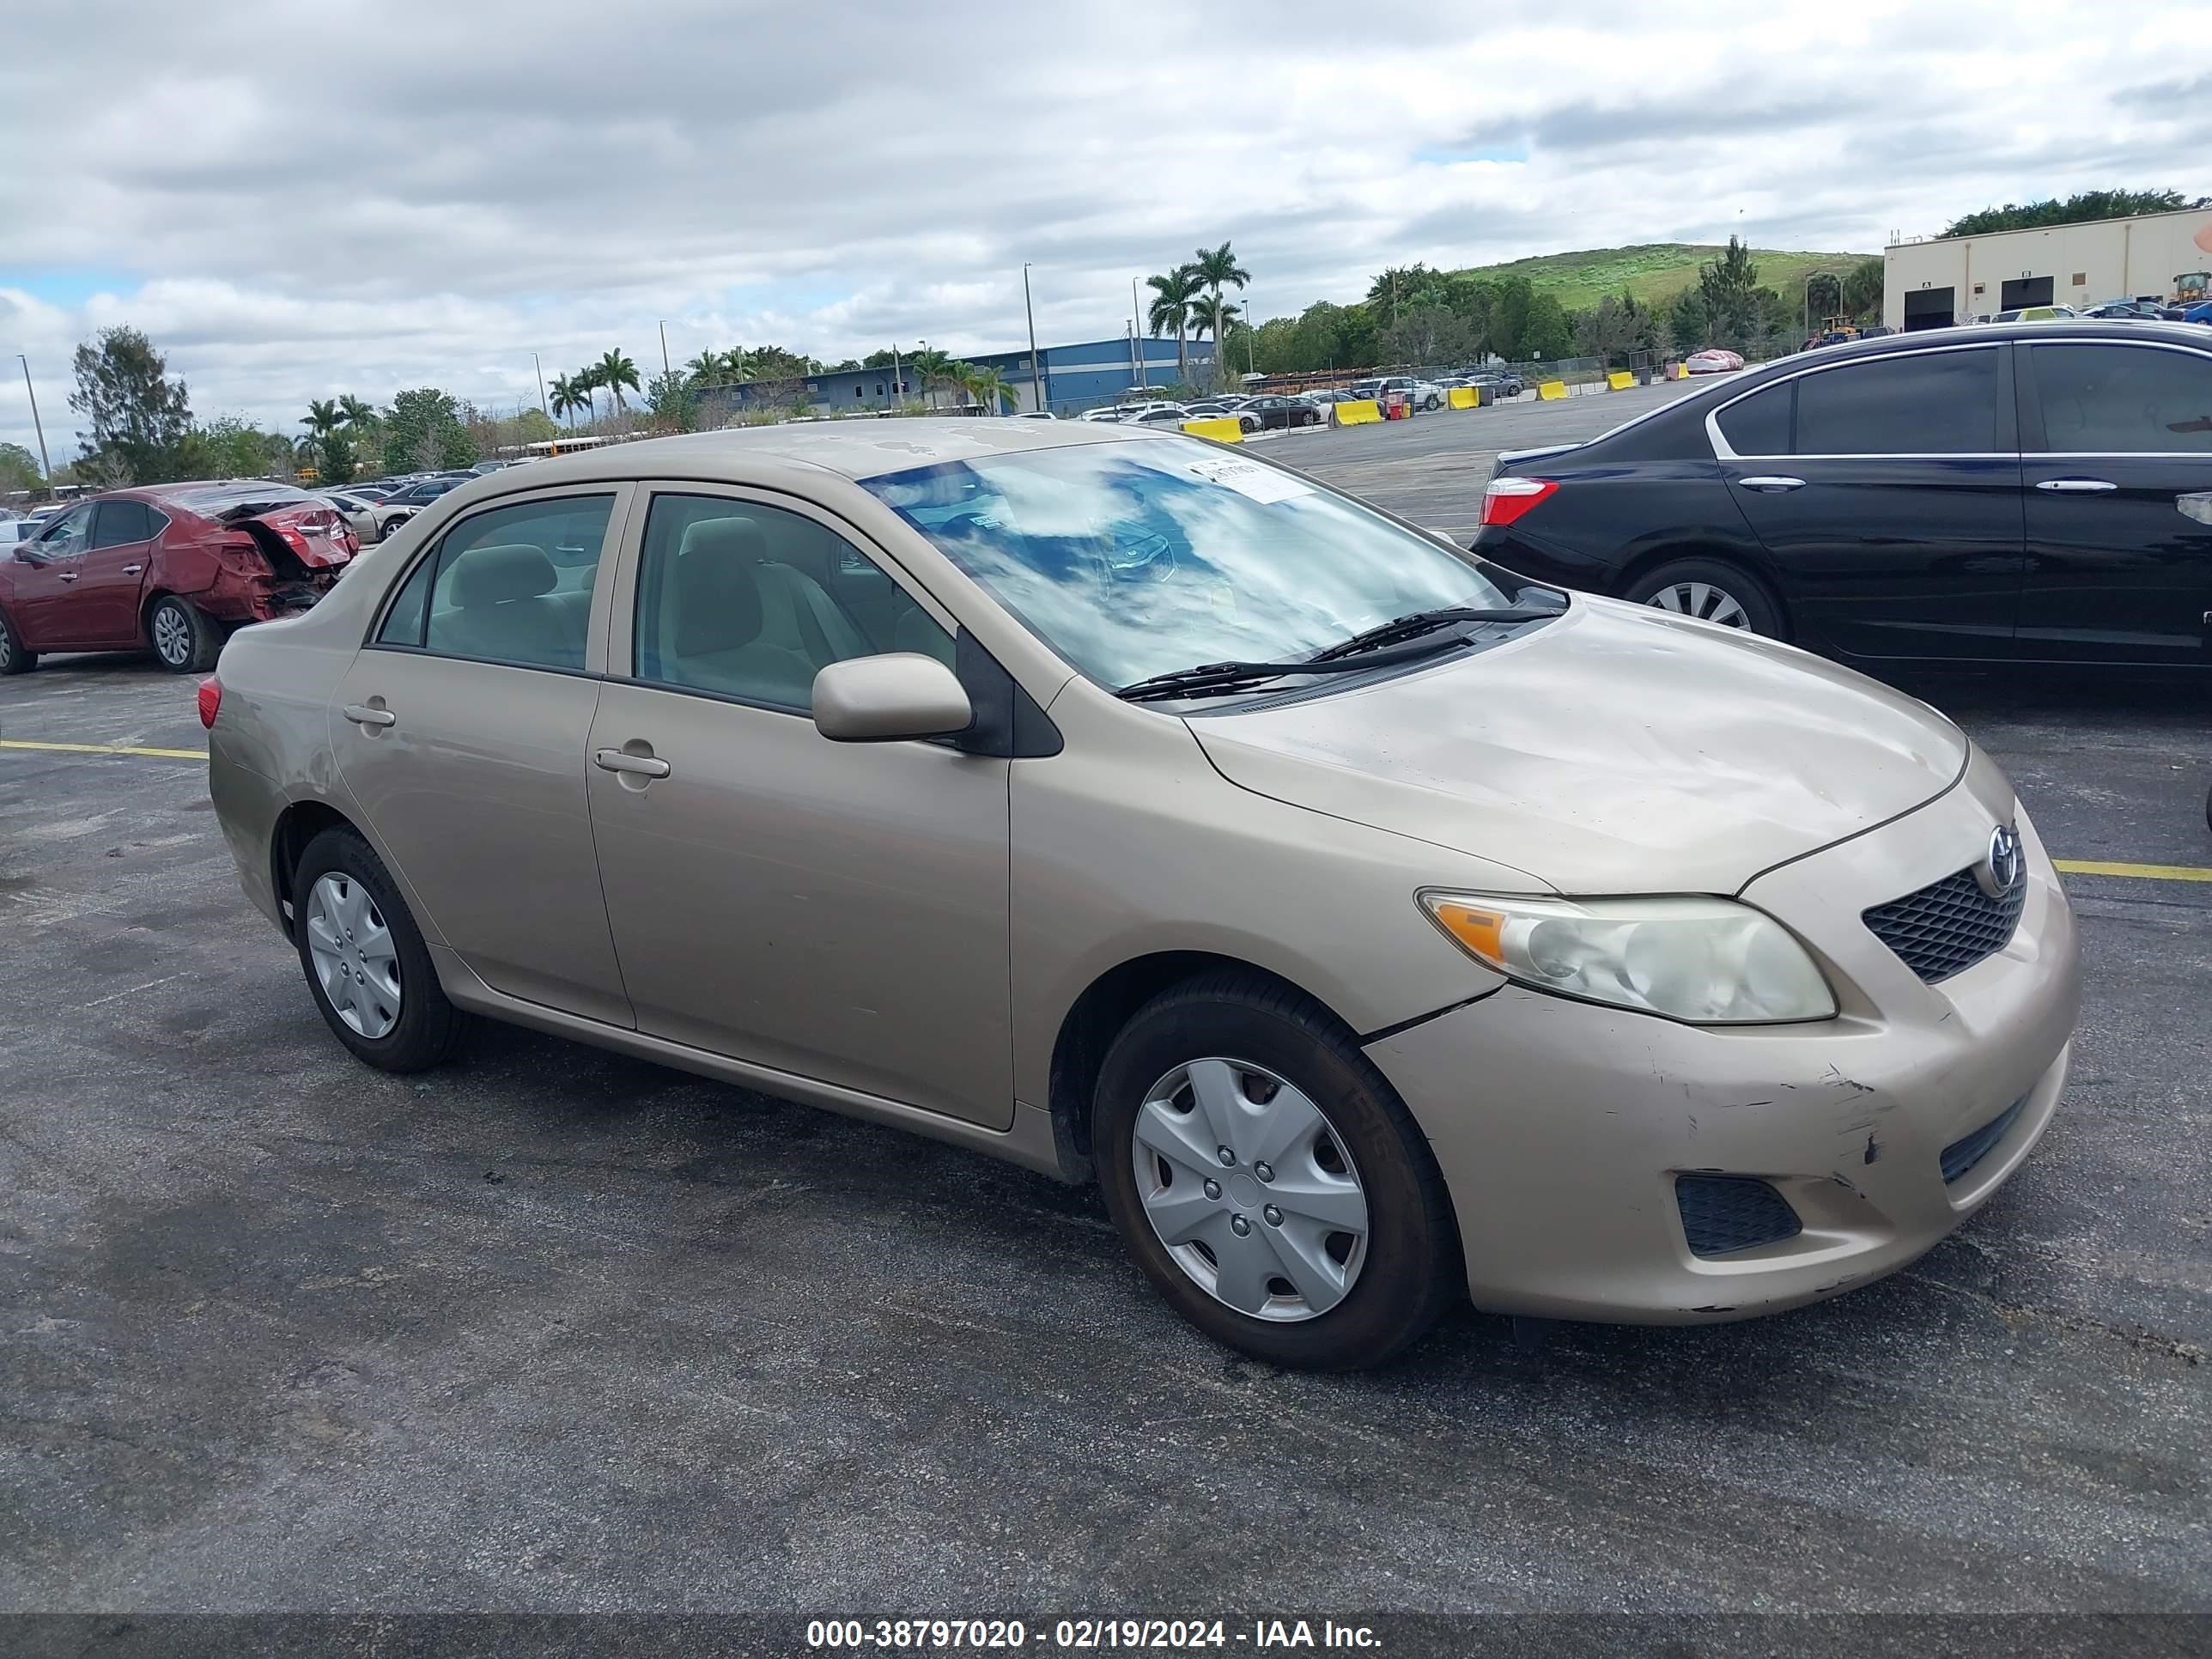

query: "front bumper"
(1366, 769), (2081, 1324)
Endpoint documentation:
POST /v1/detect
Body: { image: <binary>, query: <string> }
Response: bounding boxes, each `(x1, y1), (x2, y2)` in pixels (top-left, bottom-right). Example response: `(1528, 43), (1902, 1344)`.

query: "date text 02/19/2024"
(803, 1618), (1382, 1649)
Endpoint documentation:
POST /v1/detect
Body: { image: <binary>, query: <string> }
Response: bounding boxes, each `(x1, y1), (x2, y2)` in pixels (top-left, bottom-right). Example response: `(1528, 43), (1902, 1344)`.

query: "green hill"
(1449, 242), (1875, 312)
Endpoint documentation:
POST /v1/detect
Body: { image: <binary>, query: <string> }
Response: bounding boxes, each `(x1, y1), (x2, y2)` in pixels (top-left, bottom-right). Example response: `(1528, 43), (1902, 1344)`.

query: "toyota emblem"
(1978, 823), (2024, 897)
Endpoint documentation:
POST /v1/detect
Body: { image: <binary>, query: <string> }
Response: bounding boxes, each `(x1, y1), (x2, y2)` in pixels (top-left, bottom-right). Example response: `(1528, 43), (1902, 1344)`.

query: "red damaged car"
(0, 482), (357, 675)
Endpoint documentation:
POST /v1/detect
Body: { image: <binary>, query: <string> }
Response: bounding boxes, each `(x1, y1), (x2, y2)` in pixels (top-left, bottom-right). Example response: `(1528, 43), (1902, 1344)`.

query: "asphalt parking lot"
(3, 387), (2209, 1637)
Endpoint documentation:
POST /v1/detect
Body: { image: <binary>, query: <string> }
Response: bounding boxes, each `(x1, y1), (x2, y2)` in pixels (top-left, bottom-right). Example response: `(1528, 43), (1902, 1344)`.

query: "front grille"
(1675, 1175), (1802, 1256)
(1941, 1094), (2030, 1184)
(1863, 866), (2025, 983)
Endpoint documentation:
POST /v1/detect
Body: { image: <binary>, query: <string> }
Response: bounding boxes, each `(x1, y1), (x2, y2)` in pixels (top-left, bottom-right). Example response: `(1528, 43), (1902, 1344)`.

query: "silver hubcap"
(1132, 1058), (1370, 1322)
(152, 605), (191, 664)
(305, 872), (402, 1039)
(1648, 581), (1750, 629)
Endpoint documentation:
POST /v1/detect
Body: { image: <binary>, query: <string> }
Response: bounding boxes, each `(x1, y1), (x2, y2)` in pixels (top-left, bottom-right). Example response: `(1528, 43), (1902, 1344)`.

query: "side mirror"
(13, 544), (45, 565)
(812, 653), (973, 744)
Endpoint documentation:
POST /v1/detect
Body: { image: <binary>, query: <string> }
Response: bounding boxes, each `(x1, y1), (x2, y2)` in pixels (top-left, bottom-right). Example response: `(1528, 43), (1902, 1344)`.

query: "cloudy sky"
(2, 0), (2205, 461)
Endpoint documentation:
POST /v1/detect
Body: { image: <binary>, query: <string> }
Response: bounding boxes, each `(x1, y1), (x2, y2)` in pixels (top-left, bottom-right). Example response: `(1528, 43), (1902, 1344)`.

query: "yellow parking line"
(0, 738), (205, 762)
(2055, 859), (2212, 884)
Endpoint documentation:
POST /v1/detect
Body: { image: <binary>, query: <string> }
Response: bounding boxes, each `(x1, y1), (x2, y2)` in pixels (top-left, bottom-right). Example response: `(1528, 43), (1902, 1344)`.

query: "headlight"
(1419, 891), (1836, 1024)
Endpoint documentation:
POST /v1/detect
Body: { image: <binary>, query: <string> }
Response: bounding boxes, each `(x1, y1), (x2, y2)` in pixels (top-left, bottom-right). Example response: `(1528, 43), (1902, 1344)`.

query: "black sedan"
(1473, 321), (2212, 673)
(1239, 395), (1326, 430)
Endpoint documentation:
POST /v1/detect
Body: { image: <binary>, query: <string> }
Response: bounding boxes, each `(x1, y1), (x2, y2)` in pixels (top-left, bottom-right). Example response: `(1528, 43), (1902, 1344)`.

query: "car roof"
(471, 417), (1158, 489)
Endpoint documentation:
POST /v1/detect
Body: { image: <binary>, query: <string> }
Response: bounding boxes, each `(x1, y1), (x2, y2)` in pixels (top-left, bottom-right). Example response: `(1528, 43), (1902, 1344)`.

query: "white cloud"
(1, 0), (2201, 458)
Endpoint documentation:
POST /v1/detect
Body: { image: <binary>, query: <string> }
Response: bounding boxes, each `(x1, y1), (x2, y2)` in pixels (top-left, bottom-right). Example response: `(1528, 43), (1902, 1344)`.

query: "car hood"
(1188, 598), (1970, 896)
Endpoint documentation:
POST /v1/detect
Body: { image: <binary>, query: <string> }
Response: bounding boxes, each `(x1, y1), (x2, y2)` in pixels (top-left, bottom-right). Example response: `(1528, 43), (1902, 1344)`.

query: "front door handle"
(342, 703), (397, 727)
(1735, 475), (1805, 492)
(122, 563), (143, 575)
(594, 748), (672, 779)
(55, 570), (78, 582)
(2035, 477), (2118, 493)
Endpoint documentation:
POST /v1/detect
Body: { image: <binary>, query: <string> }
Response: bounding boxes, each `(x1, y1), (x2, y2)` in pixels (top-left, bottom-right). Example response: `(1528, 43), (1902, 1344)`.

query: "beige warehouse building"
(1883, 206), (2212, 330)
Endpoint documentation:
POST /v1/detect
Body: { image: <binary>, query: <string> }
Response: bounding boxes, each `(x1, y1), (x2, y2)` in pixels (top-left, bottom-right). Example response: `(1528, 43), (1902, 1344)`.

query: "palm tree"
(572, 363), (606, 422)
(548, 374), (587, 427)
(1189, 241), (1251, 388)
(302, 398), (343, 440)
(1146, 265), (1200, 385)
(1187, 296), (1241, 369)
(908, 348), (955, 411)
(684, 350), (720, 386)
(715, 347), (751, 383)
(337, 394), (376, 428)
(958, 363), (1018, 415)
(595, 349), (641, 417)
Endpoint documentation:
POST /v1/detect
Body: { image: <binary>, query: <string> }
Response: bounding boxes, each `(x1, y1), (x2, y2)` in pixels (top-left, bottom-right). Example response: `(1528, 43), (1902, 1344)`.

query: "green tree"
(69, 325), (192, 485)
(337, 394), (376, 429)
(380, 387), (473, 472)
(908, 348), (956, 410)
(514, 409), (558, 444)
(958, 362), (1018, 414)
(0, 441), (46, 493)
(1385, 301), (1476, 368)
(1188, 241), (1251, 387)
(315, 427), (358, 486)
(1667, 288), (1710, 352)
(644, 368), (699, 433)
(1187, 295), (1241, 372)
(1146, 265), (1200, 385)
(1942, 188), (2209, 239)
(1519, 291), (1575, 360)
(1697, 235), (1763, 350)
(1841, 256), (1885, 322)
(571, 363), (605, 420)
(594, 349), (641, 417)
(303, 398), (344, 443)
(548, 373), (588, 426)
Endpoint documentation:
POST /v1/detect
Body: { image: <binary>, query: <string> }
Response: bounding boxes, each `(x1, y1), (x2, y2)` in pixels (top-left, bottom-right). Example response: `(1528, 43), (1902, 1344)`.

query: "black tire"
(0, 606), (35, 675)
(1623, 556), (1787, 639)
(1091, 971), (1462, 1370)
(293, 826), (467, 1073)
(147, 593), (222, 672)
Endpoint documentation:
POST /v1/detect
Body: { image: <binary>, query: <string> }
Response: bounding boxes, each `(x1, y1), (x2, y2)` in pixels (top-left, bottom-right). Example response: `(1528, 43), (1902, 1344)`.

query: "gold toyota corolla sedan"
(204, 420), (2080, 1370)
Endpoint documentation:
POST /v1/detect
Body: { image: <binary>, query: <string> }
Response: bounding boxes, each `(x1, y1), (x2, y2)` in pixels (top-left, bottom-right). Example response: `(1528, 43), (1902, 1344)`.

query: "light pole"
(18, 356), (51, 485)
(1130, 276), (1146, 389)
(1022, 264), (1042, 414)
(532, 352), (549, 419)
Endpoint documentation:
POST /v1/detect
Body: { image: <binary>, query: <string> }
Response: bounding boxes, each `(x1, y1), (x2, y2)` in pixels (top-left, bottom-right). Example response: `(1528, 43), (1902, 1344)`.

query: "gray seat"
(428, 544), (590, 668)
(660, 517), (852, 708)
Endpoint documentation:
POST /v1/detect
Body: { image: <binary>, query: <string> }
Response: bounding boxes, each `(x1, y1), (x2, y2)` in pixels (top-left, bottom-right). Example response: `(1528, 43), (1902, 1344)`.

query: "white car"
(319, 490), (386, 546)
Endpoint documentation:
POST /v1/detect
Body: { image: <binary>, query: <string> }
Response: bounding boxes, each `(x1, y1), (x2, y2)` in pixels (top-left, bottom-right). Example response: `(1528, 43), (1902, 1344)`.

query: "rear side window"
(375, 494), (614, 669)
(91, 501), (161, 547)
(1714, 383), (1793, 456)
(1796, 350), (2000, 455)
(2028, 343), (2212, 453)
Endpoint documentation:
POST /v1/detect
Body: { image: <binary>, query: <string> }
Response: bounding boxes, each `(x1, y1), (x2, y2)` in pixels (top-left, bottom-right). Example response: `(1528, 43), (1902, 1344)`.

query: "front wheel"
(148, 594), (222, 672)
(1624, 557), (1785, 638)
(293, 826), (467, 1073)
(1092, 972), (1461, 1370)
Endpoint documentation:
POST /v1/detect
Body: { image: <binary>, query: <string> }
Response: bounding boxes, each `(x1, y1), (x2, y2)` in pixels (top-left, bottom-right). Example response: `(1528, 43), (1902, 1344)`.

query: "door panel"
(2015, 341), (2212, 666)
(13, 505), (95, 647)
(586, 684), (1013, 1124)
(331, 653), (633, 1024)
(585, 485), (1012, 1126)
(1717, 345), (2024, 661)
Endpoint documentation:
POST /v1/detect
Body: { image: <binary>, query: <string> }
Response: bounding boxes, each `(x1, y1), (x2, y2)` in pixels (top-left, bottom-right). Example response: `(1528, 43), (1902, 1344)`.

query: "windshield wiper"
(1115, 631), (1479, 702)
(1306, 601), (1566, 663)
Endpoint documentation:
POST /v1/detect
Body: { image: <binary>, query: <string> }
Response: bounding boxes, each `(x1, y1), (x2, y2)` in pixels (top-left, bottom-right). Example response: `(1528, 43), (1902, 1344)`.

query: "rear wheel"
(1092, 971), (1461, 1370)
(293, 826), (467, 1073)
(1625, 557), (1785, 638)
(148, 594), (222, 672)
(0, 607), (35, 675)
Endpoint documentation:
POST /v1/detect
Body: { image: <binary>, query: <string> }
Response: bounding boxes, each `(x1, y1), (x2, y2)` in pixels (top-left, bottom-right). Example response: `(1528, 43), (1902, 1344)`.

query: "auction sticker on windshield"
(1180, 454), (1310, 504)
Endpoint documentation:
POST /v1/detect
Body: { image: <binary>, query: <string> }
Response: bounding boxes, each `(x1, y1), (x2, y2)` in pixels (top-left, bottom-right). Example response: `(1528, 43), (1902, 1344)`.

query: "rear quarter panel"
(1473, 458), (1770, 599)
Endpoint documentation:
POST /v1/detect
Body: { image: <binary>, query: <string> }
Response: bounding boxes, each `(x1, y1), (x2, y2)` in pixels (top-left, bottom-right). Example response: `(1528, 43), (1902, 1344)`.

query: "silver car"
(204, 421), (2079, 1370)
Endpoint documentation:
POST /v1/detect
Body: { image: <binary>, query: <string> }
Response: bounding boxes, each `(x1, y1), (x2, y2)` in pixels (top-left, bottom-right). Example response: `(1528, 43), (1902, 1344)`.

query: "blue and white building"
(702, 334), (1215, 420)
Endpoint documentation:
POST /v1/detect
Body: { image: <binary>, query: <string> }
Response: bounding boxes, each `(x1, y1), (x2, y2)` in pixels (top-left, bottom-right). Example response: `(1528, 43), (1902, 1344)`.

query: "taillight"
(1480, 475), (1559, 528)
(197, 677), (222, 730)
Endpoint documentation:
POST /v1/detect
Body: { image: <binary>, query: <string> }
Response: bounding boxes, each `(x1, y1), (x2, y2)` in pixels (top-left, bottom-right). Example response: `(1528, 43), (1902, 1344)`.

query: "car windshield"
(862, 437), (1513, 691)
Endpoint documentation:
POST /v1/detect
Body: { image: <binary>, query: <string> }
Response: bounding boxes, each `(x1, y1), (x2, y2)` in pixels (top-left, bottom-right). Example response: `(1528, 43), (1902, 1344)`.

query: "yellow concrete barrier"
(1335, 398), (1383, 425)
(1537, 380), (1568, 401)
(1180, 417), (1243, 443)
(1447, 386), (1480, 410)
(1607, 370), (1635, 391)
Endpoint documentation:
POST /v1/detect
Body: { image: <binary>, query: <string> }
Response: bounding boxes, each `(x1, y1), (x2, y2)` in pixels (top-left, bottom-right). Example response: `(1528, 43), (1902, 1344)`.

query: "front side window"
(2028, 343), (2212, 453)
(33, 505), (93, 558)
(863, 437), (1516, 691)
(631, 494), (953, 712)
(1795, 349), (2000, 455)
(377, 493), (613, 669)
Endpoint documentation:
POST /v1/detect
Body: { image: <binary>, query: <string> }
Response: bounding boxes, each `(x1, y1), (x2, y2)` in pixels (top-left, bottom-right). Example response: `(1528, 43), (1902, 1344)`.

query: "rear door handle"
(1735, 476), (1805, 492)
(2035, 477), (2118, 493)
(342, 703), (397, 727)
(594, 748), (672, 779)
